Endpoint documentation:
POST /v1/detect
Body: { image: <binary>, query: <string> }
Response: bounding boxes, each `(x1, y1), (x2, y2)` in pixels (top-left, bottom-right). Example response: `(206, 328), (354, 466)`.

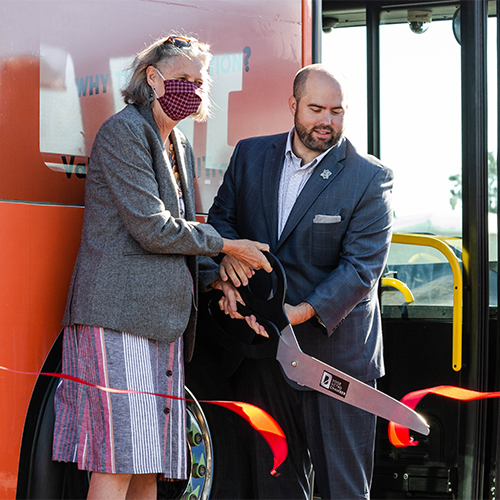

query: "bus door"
(322, 1), (499, 498)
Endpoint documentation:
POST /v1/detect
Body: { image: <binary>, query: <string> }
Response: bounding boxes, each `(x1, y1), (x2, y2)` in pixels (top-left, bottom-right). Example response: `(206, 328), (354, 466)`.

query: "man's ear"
(288, 95), (297, 117)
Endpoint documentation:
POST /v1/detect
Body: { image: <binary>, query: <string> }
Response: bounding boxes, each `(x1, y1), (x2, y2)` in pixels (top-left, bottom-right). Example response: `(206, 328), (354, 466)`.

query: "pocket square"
(313, 214), (341, 223)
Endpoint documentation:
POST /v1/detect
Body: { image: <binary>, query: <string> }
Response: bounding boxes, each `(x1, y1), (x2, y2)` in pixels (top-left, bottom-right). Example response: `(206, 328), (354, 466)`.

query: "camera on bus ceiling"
(408, 10), (432, 34)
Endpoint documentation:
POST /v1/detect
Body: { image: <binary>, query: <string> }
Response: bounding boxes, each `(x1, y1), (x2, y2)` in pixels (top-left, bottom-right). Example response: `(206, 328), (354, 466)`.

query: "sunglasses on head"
(165, 36), (192, 48)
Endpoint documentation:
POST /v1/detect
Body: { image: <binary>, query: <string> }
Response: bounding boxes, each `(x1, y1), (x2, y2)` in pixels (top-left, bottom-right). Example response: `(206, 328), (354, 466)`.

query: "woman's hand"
(213, 278), (269, 338)
(219, 255), (254, 287)
(211, 278), (243, 316)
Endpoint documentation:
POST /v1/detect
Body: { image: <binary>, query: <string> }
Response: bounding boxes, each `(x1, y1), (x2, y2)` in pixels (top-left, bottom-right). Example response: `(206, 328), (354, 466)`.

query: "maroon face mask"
(153, 68), (203, 121)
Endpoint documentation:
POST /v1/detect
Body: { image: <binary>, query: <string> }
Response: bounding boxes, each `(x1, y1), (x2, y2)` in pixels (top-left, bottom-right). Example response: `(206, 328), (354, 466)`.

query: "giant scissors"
(212, 251), (429, 437)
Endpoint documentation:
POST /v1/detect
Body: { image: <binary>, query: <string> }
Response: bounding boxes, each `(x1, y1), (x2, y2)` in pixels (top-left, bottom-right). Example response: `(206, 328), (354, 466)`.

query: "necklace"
(168, 142), (185, 218)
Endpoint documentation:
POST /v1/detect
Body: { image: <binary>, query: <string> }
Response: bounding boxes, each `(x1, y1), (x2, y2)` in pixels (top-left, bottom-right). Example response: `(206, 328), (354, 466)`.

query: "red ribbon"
(389, 385), (500, 447)
(0, 365), (287, 475)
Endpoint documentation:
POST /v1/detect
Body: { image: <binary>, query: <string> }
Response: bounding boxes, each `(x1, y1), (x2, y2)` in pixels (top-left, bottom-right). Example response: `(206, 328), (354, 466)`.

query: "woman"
(52, 35), (269, 500)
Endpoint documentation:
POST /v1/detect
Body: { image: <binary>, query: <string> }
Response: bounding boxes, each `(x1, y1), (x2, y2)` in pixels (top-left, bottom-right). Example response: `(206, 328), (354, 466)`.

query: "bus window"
(322, 26), (368, 154)
(380, 14), (462, 319)
(323, 10), (466, 317)
(321, 3), (499, 499)
(379, 15), (462, 237)
(487, 13), (498, 308)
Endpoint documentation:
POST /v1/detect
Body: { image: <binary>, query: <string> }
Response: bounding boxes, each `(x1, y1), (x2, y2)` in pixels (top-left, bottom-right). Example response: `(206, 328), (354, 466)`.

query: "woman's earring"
(150, 87), (155, 102)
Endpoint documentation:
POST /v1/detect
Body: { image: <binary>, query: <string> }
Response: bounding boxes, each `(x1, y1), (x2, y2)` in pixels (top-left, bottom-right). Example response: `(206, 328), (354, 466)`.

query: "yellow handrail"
(391, 233), (463, 372)
(381, 277), (415, 303)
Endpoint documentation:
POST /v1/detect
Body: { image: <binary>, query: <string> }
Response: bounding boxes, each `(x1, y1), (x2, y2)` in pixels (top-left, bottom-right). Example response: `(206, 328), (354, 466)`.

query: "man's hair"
(293, 64), (349, 103)
(121, 34), (212, 121)
(293, 66), (312, 102)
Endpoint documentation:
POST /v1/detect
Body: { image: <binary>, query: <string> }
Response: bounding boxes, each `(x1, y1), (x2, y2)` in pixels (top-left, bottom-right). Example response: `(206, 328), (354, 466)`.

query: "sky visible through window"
(323, 18), (498, 241)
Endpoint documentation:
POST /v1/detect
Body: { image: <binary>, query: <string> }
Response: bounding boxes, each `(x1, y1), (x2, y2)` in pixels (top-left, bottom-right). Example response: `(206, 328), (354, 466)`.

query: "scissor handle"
(208, 296), (279, 359)
(237, 251), (289, 332)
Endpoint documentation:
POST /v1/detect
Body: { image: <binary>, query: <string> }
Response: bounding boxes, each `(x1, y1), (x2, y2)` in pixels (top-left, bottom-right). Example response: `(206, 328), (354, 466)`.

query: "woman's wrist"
(209, 278), (223, 290)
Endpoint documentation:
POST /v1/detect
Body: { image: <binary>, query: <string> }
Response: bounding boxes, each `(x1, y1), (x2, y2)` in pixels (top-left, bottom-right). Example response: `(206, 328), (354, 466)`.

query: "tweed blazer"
(209, 133), (393, 381)
(63, 104), (223, 360)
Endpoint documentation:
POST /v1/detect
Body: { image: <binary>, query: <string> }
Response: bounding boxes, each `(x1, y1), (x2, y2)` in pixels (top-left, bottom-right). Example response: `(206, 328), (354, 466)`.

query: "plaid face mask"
(153, 68), (203, 121)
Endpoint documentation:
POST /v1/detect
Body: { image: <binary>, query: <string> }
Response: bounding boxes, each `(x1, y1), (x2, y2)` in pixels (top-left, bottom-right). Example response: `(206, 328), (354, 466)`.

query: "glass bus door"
(322, 1), (499, 498)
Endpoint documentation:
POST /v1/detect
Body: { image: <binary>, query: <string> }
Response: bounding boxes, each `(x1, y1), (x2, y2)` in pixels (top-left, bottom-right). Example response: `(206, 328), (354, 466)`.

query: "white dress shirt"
(277, 127), (334, 239)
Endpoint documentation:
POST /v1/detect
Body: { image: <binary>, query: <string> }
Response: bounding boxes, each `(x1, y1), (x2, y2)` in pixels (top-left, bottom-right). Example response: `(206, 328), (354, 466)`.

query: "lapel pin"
(320, 169), (332, 180)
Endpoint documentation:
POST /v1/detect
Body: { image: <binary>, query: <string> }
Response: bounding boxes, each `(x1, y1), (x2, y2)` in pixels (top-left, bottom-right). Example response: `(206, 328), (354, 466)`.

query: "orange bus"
(0, 1), (313, 498)
(3, 1), (500, 499)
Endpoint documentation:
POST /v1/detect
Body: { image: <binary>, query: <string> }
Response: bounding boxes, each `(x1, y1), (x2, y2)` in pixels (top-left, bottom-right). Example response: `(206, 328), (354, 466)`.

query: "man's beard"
(294, 118), (343, 153)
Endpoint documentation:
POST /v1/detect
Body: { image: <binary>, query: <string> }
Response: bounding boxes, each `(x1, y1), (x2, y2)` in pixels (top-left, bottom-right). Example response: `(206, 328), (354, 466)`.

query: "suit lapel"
(276, 139), (347, 251)
(171, 128), (195, 220)
(261, 134), (288, 248)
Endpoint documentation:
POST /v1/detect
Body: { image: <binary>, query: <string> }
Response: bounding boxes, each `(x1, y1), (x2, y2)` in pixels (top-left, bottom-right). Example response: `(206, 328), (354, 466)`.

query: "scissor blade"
(276, 332), (429, 436)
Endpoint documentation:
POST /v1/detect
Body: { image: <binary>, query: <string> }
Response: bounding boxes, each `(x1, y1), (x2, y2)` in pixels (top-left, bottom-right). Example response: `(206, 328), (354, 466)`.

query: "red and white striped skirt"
(52, 325), (187, 477)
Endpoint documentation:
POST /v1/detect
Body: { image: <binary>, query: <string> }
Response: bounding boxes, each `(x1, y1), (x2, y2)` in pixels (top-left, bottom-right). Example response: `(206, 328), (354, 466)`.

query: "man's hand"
(284, 302), (317, 326)
(221, 239), (272, 284)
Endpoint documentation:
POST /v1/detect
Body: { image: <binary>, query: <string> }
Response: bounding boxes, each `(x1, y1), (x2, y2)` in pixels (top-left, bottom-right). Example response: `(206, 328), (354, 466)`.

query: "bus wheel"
(157, 388), (213, 500)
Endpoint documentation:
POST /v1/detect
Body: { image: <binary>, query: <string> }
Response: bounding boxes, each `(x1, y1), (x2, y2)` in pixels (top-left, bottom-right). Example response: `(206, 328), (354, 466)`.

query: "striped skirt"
(52, 325), (188, 477)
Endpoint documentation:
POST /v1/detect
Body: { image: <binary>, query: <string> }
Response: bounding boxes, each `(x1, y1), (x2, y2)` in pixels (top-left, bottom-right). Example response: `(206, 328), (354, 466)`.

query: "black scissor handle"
(208, 295), (279, 359)
(206, 252), (290, 361)
(237, 251), (289, 332)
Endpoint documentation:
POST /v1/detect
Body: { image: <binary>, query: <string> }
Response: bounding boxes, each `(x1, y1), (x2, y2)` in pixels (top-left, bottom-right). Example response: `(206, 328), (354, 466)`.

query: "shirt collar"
(285, 126), (337, 169)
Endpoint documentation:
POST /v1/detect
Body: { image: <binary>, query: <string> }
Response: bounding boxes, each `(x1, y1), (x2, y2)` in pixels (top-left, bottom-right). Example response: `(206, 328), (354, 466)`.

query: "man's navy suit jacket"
(208, 133), (394, 382)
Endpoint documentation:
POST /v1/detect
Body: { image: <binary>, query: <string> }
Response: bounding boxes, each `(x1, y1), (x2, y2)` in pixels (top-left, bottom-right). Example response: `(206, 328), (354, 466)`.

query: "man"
(208, 64), (393, 500)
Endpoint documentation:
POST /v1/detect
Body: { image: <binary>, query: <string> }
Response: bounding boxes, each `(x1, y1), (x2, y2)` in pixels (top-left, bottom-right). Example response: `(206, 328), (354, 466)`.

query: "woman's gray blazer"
(63, 104), (223, 361)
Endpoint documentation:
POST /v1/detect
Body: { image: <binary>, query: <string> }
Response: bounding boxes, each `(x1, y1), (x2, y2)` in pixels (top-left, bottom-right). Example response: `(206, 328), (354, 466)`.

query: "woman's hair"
(122, 34), (212, 121)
